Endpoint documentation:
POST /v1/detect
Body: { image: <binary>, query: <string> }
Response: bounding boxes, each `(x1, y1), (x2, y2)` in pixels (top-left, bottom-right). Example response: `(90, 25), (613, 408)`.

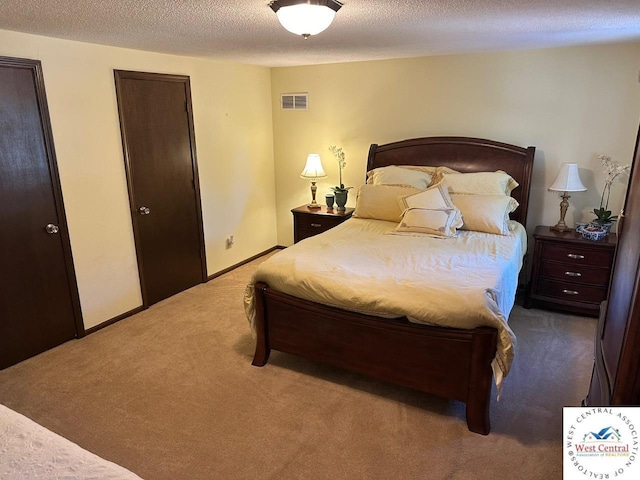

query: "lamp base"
(550, 223), (573, 233)
(306, 181), (322, 209)
(550, 191), (572, 233)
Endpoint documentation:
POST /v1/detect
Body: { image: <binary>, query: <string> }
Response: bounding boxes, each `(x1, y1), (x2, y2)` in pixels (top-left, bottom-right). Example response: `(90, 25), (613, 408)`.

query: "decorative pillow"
(353, 184), (421, 223)
(392, 208), (461, 237)
(366, 165), (433, 189)
(440, 171), (519, 196)
(450, 194), (519, 235)
(398, 183), (463, 228)
(398, 182), (454, 210)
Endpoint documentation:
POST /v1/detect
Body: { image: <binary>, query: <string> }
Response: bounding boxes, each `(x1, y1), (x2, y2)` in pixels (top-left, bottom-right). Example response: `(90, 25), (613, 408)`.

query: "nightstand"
(525, 225), (617, 316)
(291, 205), (354, 243)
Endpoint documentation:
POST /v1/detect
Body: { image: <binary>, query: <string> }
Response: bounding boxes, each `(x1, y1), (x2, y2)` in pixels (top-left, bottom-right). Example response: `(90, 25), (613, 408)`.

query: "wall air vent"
(281, 93), (308, 110)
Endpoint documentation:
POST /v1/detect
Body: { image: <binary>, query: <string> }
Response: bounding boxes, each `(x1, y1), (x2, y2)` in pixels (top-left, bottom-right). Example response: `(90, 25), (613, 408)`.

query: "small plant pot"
(334, 190), (348, 211)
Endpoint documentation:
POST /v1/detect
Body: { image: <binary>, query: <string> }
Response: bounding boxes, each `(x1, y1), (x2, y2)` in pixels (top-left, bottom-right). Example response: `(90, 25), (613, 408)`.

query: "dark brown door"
(0, 57), (82, 369)
(114, 71), (206, 306)
(600, 124), (640, 403)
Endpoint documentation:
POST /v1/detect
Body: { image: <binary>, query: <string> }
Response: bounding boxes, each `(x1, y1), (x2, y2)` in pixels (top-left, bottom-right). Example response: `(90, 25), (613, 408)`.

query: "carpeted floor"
(0, 253), (594, 479)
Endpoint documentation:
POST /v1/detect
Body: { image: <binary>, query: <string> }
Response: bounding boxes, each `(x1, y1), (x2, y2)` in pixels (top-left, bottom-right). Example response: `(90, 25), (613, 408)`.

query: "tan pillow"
(366, 166), (433, 189)
(433, 166), (461, 184)
(392, 208), (461, 237)
(394, 165), (439, 177)
(400, 166), (460, 184)
(450, 194), (519, 235)
(441, 171), (519, 196)
(353, 184), (421, 223)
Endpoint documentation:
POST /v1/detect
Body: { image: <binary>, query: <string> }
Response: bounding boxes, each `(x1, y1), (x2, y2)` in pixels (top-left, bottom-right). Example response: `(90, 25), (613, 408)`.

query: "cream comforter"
(244, 217), (527, 392)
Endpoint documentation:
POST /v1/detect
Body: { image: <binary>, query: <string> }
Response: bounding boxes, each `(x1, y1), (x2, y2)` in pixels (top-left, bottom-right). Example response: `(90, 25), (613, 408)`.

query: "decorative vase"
(325, 193), (334, 209)
(575, 222), (588, 233)
(581, 225), (608, 241)
(334, 190), (348, 211)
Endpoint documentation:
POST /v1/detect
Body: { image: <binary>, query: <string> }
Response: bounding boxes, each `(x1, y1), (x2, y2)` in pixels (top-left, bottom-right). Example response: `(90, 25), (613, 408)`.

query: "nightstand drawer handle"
(564, 271), (582, 277)
(310, 223), (322, 228)
(562, 289), (580, 295)
(567, 253), (585, 260)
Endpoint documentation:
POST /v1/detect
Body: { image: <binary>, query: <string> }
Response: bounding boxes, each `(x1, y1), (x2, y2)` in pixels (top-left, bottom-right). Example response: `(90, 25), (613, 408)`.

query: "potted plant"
(329, 145), (352, 211)
(591, 155), (630, 233)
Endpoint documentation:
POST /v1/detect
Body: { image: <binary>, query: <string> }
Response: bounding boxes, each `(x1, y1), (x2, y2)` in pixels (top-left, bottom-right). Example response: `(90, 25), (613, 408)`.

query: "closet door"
(586, 124), (640, 405)
(602, 124), (640, 404)
(0, 57), (83, 369)
(114, 70), (206, 306)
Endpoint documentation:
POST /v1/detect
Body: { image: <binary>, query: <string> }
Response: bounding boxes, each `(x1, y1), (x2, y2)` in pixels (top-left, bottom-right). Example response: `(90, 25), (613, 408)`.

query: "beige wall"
(2, 29), (639, 329)
(271, 42), (640, 245)
(0, 29), (277, 329)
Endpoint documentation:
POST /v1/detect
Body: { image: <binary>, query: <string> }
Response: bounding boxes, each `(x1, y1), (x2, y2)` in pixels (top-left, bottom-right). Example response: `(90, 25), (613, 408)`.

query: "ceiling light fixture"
(269, 0), (343, 39)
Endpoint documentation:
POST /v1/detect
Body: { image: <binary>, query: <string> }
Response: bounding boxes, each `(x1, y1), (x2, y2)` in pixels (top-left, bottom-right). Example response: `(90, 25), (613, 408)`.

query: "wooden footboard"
(251, 282), (498, 435)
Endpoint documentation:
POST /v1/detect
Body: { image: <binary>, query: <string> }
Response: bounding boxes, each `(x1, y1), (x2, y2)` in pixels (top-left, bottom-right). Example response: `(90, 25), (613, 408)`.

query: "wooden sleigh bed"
(251, 136), (535, 435)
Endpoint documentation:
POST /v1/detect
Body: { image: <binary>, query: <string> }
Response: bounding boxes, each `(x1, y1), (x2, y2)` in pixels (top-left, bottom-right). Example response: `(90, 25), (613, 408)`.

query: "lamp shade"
(548, 163), (587, 192)
(300, 154), (327, 179)
(270, 1), (342, 38)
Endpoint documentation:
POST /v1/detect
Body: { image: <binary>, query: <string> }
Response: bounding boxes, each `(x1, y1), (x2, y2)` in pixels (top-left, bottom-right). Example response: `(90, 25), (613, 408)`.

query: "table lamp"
(300, 153), (327, 209)
(548, 163), (586, 232)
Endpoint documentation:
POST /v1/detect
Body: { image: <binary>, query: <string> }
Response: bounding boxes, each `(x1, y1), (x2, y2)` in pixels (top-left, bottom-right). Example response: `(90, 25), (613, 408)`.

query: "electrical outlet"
(226, 234), (235, 249)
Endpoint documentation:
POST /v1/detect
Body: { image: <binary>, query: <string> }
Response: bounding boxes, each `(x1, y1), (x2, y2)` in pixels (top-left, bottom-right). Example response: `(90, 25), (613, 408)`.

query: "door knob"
(45, 223), (60, 234)
(138, 206), (151, 215)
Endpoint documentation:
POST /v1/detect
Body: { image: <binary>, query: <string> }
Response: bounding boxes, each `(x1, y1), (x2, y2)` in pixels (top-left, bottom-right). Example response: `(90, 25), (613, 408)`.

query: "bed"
(245, 136), (535, 435)
(0, 403), (142, 479)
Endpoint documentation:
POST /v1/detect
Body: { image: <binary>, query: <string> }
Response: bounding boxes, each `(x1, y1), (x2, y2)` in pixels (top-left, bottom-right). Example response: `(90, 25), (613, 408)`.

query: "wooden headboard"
(367, 136), (536, 227)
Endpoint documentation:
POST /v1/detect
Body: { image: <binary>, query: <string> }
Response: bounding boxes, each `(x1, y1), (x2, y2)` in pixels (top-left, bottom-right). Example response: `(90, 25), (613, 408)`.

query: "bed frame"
(252, 136), (535, 434)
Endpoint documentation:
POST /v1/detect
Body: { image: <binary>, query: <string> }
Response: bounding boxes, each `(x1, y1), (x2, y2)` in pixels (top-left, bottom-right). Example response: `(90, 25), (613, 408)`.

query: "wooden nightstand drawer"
(541, 243), (614, 268)
(525, 226), (617, 316)
(538, 261), (611, 287)
(295, 226), (329, 242)
(535, 279), (608, 305)
(294, 214), (343, 232)
(291, 205), (354, 243)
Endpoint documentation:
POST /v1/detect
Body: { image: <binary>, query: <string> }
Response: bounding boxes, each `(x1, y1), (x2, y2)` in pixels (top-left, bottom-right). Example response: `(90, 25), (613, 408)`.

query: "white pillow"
(398, 182), (453, 209)
(441, 171), (519, 196)
(366, 166), (433, 189)
(353, 184), (421, 223)
(450, 194), (519, 235)
(392, 208), (461, 237)
(398, 183), (463, 228)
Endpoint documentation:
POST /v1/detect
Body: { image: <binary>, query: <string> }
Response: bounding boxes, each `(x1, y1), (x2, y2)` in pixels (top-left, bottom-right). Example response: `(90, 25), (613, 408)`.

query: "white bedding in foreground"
(0, 404), (142, 480)
(244, 217), (527, 392)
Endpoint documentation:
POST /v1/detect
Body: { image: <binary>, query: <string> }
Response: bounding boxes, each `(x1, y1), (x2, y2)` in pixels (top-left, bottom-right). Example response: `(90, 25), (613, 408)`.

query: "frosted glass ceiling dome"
(270, 1), (343, 39)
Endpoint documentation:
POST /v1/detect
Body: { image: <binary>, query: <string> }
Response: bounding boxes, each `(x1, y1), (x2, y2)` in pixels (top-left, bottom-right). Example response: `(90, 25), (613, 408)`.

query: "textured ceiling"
(0, 0), (639, 67)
